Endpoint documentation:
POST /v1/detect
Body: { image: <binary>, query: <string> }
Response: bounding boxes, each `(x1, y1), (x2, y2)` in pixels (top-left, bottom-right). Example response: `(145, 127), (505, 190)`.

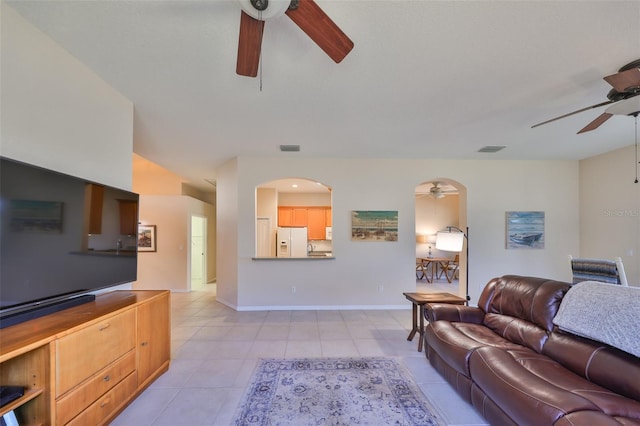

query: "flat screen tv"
(0, 157), (139, 328)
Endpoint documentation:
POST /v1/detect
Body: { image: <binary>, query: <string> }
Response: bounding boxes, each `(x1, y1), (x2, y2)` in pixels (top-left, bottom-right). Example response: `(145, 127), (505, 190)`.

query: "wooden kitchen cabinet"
(0, 290), (170, 426)
(291, 208), (308, 226)
(307, 208), (327, 240)
(86, 184), (105, 234)
(278, 206), (332, 239)
(278, 207), (293, 227)
(118, 200), (138, 236)
(278, 207), (309, 227)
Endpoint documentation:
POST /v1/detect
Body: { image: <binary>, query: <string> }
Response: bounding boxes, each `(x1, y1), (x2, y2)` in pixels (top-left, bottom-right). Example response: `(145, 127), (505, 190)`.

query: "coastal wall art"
(351, 210), (398, 242)
(506, 211), (544, 249)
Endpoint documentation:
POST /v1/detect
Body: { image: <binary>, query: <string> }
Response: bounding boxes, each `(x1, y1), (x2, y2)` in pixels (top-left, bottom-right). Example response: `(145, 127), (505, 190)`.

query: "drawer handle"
(103, 375), (110, 382)
(141, 341), (149, 347)
(100, 398), (111, 408)
(99, 323), (111, 331)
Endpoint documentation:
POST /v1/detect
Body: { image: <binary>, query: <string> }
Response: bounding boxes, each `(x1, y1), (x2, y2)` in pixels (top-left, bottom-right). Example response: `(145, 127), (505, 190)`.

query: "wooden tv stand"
(0, 290), (170, 425)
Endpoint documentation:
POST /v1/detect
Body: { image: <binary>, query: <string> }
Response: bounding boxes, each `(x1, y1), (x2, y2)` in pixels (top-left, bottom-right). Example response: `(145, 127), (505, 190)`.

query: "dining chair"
(568, 255), (628, 286)
(438, 254), (459, 282)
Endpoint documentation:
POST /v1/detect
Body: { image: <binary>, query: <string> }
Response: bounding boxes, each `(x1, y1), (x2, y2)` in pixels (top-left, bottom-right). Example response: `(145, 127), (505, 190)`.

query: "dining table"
(416, 257), (450, 283)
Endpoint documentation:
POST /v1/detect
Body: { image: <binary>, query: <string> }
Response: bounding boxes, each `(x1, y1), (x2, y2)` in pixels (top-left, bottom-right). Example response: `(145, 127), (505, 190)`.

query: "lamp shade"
(436, 230), (464, 252)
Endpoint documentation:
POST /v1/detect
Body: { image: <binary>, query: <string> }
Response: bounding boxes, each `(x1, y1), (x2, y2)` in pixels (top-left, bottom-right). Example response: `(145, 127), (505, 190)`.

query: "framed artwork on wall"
(506, 211), (544, 249)
(351, 210), (398, 241)
(10, 200), (63, 233)
(138, 224), (157, 252)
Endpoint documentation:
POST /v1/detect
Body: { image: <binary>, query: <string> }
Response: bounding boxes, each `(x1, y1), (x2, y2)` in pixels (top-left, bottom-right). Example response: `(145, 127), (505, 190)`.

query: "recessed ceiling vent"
(478, 145), (506, 153)
(280, 145), (301, 152)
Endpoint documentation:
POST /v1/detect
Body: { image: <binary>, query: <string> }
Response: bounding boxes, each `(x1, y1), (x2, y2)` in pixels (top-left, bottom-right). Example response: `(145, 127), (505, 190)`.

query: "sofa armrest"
(425, 303), (485, 324)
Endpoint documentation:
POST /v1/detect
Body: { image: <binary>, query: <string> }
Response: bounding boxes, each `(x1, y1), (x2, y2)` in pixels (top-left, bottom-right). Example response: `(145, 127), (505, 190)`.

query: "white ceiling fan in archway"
(416, 182), (458, 199)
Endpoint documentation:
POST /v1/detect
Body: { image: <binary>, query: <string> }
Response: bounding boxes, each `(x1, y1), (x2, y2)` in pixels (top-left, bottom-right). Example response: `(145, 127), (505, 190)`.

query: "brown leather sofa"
(423, 275), (640, 425)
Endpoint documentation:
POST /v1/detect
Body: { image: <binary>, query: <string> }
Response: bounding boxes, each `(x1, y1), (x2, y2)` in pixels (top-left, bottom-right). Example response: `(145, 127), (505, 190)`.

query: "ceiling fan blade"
(577, 112), (613, 134)
(286, 0), (354, 63)
(531, 100), (614, 129)
(236, 10), (265, 77)
(604, 68), (640, 93)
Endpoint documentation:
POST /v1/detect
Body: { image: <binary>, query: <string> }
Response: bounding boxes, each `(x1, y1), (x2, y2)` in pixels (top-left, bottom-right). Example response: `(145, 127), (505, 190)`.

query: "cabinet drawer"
(65, 371), (137, 426)
(56, 309), (135, 397)
(56, 350), (135, 425)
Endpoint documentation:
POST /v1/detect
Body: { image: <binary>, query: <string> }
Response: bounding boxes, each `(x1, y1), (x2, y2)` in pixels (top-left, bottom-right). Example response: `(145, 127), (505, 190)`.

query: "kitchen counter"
(70, 250), (136, 257)
(252, 254), (334, 260)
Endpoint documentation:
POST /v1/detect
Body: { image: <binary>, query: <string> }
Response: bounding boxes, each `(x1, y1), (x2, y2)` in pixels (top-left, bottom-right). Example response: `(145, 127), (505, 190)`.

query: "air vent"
(280, 145), (300, 152)
(478, 145), (506, 153)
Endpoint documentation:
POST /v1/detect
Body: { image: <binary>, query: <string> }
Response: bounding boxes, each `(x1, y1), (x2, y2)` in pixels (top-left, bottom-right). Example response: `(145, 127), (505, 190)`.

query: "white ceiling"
(7, 0), (640, 191)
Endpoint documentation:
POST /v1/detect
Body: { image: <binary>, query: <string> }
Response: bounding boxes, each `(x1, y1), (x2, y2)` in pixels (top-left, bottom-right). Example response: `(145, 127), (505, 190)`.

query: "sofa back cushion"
(477, 275), (571, 352)
(543, 330), (640, 401)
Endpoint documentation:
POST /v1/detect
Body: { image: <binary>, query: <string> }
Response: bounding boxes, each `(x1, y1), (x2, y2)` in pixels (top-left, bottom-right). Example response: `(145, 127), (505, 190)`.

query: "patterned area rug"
(234, 357), (442, 425)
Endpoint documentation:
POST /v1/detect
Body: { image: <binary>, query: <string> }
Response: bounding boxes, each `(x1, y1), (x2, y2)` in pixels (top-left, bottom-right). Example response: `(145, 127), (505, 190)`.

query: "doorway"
(190, 215), (207, 291)
(415, 179), (467, 298)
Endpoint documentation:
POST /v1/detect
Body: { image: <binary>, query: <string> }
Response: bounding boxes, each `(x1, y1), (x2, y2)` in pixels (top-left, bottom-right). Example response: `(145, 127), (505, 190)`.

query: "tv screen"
(0, 157), (138, 325)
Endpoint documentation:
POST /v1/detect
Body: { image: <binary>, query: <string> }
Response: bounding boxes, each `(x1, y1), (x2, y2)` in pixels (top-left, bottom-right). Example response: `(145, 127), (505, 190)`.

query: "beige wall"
(1, 3), (133, 189)
(217, 157), (580, 310)
(278, 192), (332, 206)
(579, 144), (640, 286)
(216, 158), (239, 307)
(133, 155), (217, 289)
(132, 154), (184, 195)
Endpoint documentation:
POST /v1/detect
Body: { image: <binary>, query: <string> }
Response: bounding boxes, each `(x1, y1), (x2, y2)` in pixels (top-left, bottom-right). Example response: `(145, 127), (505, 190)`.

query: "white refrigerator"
(277, 227), (308, 257)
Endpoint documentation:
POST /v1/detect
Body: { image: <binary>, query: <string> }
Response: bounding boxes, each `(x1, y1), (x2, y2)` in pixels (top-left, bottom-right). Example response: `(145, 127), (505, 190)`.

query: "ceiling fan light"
(238, 0), (291, 20)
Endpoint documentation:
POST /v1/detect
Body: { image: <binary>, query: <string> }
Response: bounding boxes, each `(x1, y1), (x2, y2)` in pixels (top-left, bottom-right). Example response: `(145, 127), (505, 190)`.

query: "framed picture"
(138, 225), (157, 252)
(506, 211), (544, 249)
(10, 199), (63, 233)
(351, 210), (398, 241)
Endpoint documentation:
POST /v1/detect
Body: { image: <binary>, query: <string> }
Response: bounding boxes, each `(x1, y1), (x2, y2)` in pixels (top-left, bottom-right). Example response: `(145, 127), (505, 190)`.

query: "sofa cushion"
(554, 411), (640, 426)
(425, 320), (530, 377)
(469, 347), (598, 426)
(543, 330), (640, 402)
(472, 275), (570, 353)
(481, 275), (570, 333)
(483, 313), (550, 353)
(469, 346), (640, 425)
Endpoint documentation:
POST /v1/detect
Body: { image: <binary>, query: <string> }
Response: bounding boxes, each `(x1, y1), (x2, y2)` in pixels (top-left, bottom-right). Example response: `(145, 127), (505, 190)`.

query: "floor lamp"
(435, 226), (470, 303)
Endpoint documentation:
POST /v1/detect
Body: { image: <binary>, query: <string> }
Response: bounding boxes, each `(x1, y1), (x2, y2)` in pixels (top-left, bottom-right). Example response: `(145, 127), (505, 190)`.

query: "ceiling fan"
(416, 182), (458, 199)
(532, 59), (640, 134)
(236, 0), (354, 77)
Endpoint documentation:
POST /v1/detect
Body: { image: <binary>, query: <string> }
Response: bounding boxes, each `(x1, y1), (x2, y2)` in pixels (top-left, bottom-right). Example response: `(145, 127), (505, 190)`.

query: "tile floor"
(111, 280), (487, 426)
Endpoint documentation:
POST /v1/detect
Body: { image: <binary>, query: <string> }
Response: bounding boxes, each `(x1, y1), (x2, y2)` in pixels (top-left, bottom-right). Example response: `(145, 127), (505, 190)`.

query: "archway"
(415, 178), (468, 299)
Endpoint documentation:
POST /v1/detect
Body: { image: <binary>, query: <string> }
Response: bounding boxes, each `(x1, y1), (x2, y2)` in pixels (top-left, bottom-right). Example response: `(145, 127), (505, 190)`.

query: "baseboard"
(234, 304), (409, 311)
(214, 297), (408, 311)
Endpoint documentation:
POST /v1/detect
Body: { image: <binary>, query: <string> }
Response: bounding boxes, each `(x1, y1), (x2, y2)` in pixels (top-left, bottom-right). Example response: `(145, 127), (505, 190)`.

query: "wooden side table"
(403, 291), (467, 352)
